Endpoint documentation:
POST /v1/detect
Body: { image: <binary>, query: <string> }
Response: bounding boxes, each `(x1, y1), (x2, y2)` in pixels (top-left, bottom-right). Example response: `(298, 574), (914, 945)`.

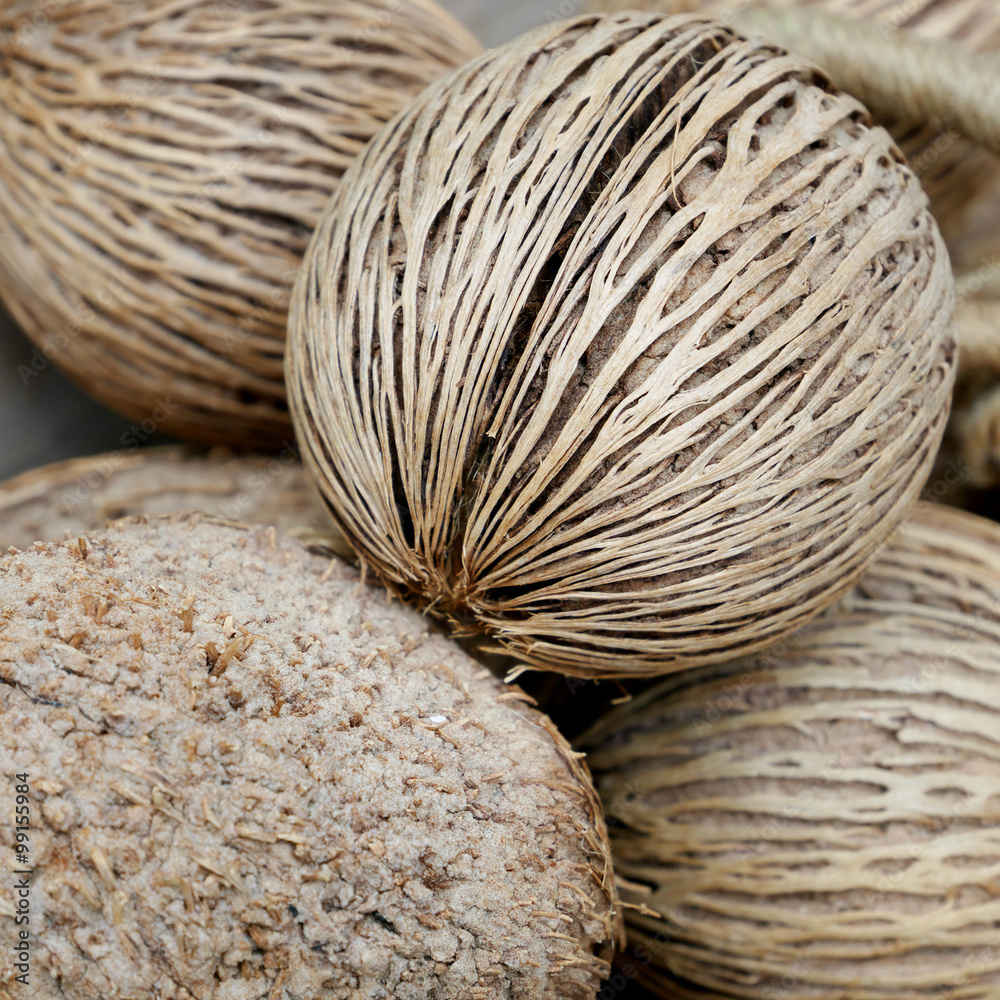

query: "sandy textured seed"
(0, 0), (481, 447)
(0, 515), (620, 999)
(0, 445), (349, 555)
(584, 501), (1000, 1000)
(288, 12), (955, 678)
(587, 0), (1000, 234)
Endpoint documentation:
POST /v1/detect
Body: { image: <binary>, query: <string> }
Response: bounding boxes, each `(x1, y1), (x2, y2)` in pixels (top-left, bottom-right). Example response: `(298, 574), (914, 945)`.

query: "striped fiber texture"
(584, 501), (1000, 999)
(585, 0), (1000, 231)
(0, 0), (480, 447)
(288, 12), (955, 678)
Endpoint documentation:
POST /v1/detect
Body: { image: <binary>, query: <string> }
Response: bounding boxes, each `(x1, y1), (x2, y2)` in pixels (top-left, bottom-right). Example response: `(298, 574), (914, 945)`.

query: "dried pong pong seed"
(588, 0), (1000, 232)
(0, 515), (620, 999)
(585, 2), (1000, 500)
(287, 12), (955, 678)
(0, 445), (348, 557)
(0, 0), (481, 447)
(583, 501), (1000, 1000)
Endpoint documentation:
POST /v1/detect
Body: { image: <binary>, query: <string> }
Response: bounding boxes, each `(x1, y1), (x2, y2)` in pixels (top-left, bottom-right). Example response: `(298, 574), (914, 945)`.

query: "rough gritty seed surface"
(0, 515), (619, 1000)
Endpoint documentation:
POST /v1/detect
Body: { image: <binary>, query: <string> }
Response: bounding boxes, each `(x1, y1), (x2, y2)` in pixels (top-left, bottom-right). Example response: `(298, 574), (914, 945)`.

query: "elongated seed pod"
(0, 0), (481, 447)
(585, 502), (1000, 1000)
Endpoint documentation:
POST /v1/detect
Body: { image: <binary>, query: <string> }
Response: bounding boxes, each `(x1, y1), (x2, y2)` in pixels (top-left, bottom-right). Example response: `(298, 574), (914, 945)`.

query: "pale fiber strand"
(954, 299), (1000, 373)
(730, 7), (1000, 156)
(587, 0), (1000, 231)
(589, 0), (1000, 494)
(942, 301), (1000, 488)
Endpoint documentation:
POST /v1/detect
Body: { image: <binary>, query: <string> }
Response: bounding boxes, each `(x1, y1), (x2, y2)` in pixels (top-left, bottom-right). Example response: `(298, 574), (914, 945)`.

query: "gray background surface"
(0, 0), (587, 482)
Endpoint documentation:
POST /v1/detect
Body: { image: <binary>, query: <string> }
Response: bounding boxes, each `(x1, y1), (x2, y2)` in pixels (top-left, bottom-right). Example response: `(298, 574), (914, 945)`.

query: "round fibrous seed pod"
(287, 12), (956, 678)
(0, 514), (621, 999)
(0, 445), (348, 555)
(583, 500), (1000, 1000)
(0, 0), (481, 448)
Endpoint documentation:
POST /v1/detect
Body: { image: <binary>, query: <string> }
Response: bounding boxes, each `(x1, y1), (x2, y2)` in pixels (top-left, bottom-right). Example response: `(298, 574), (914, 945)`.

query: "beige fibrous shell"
(0, 0), (481, 447)
(0, 515), (621, 999)
(0, 445), (348, 556)
(288, 12), (955, 678)
(587, 0), (1000, 236)
(583, 501), (1000, 1000)
(588, 0), (1000, 500)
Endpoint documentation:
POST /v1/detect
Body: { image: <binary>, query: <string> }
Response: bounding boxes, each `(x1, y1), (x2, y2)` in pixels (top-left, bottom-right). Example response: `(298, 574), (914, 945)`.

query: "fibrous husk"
(0, 0), (481, 448)
(0, 514), (621, 999)
(588, 0), (1000, 511)
(287, 12), (955, 678)
(583, 500), (1000, 1000)
(586, 0), (1000, 237)
(937, 296), (1000, 495)
(0, 445), (348, 556)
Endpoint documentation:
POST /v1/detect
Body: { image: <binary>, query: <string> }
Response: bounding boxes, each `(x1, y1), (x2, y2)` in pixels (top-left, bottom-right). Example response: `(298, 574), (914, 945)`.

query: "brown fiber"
(588, 0), (1000, 229)
(0, 0), (480, 447)
(288, 12), (955, 678)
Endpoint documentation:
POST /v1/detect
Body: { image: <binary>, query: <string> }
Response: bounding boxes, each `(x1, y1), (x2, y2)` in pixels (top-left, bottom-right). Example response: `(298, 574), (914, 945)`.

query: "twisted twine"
(730, 6), (1000, 156)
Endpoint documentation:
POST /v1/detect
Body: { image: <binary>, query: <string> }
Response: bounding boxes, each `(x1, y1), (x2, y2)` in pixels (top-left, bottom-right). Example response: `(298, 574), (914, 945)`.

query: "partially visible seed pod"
(288, 12), (955, 678)
(0, 445), (346, 555)
(587, 0), (1000, 236)
(0, 0), (481, 447)
(0, 514), (621, 1000)
(584, 501), (1000, 1000)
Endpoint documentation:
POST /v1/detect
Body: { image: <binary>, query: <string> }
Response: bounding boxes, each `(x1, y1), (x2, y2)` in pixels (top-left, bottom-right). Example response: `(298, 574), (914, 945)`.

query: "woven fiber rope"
(588, 0), (1000, 232)
(0, 0), (480, 447)
(583, 501), (1000, 1000)
(287, 12), (955, 679)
